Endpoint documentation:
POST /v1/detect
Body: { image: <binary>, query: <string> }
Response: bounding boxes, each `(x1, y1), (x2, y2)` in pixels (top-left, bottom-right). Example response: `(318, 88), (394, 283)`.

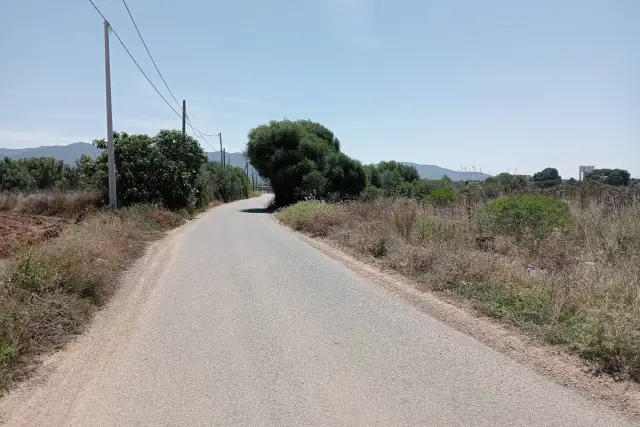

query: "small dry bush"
(0, 191), (103, 218)
(0, 204), (187, 392)
(280, 196), (640, 382)
(277, 201), (345, 237)
(0, 193), (18, 211)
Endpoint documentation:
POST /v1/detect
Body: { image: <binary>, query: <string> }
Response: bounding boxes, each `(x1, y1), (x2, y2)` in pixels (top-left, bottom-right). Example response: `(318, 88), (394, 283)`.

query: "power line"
(88, 0), (182, 120)
(88, 0), (221, 145)
(120, 0), (181, 109)
(188, 125), (217, 151)
(187, 120), (219, 137)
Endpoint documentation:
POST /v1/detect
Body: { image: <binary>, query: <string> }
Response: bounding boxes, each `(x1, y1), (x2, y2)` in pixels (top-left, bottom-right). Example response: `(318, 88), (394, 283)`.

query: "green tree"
(486, 173), (529, 194)
(198, 162), (251, 205)
(323, 152), (366, 200)
(0, 157), (33, 191)
(376, 161), (420, 183)
(584, 168), (631, 186)
(363, 164), (381, 187)
(93, 130), (207, 209)
(532, 167), (561, 182)
(245, 119), (362, 206)
(379, 169), (404, 196)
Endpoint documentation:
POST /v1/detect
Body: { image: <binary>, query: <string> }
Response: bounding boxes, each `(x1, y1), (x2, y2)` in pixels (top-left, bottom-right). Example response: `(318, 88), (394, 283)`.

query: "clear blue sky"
(0, 0), (638, 178)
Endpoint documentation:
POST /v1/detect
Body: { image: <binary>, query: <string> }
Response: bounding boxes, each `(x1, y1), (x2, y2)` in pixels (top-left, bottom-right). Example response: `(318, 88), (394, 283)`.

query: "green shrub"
(8, 251), (58, 293)
(370, 234), (390, 257)
(92, 130), (207, 210)
(198, 162), (250, 206)
(359, 185), (381, 202)
(483, 194), (572, 243)
(425, 187), (459, 206)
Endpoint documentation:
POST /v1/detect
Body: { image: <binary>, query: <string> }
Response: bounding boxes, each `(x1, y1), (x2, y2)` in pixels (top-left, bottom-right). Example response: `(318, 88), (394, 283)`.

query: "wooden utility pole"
(219, 133), (223, 165)
(104, 20), (117, 211)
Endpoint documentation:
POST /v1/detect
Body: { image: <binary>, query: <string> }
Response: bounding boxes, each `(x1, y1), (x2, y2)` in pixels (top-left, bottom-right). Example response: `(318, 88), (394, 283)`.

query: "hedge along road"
(1, 195), (632, 426)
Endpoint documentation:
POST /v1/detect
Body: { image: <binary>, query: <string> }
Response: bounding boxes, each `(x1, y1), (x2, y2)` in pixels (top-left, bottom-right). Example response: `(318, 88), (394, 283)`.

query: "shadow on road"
(239, 207), (275, 214)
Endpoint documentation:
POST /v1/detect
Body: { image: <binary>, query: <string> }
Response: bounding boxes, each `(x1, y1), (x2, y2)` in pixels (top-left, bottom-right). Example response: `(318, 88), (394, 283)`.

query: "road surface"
(3, 195), (632, 426)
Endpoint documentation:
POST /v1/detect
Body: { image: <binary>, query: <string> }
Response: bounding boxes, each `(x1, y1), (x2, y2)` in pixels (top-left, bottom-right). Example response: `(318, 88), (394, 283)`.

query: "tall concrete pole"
(104, 20), (117, 211)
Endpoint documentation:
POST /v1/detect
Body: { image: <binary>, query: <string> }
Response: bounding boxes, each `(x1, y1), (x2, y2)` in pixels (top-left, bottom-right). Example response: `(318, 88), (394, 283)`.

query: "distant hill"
(0, 142), (101, 165)
(402, 162), (490, 181)
(0, 143), (489, 183)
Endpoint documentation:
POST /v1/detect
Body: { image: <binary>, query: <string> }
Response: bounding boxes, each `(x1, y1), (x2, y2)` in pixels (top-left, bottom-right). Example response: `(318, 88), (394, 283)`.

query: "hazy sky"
(0, 0), (638, 178)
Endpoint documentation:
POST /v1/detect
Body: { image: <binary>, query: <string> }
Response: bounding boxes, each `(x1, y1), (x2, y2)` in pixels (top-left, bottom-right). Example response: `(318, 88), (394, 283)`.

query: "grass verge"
(278, 199), (640, 382)
(0, 205), (188, 393)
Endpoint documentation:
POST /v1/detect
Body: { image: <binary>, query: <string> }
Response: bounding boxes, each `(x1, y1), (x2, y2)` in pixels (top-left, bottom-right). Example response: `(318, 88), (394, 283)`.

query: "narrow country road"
(2, 195), (632, 426)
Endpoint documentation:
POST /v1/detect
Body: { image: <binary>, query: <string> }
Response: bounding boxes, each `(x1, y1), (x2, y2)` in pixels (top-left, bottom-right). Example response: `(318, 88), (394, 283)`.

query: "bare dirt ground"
(0, 213), (68, 258)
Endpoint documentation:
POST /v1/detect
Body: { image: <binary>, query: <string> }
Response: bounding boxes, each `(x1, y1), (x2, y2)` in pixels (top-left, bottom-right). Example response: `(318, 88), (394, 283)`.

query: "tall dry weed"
(279, 195), (640, 381)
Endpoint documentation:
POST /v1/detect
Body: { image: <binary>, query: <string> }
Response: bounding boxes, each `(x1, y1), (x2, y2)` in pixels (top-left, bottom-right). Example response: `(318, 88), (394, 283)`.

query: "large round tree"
(245, 120), (364, 206)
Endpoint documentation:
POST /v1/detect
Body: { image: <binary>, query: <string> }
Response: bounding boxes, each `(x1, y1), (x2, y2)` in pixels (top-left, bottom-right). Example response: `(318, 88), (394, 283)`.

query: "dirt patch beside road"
(0, 214), (68, 258)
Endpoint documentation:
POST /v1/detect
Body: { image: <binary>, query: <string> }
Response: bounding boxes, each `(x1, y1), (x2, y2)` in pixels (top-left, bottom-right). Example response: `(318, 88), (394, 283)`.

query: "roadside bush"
(323, 152), (366, 200)
(359, 185), (381, 202)
(0, 157), (79, 192)
(277, 201), (344, 236)
(425, 187), (459, 207)
(198, 162), (250, 205)
(92, 130), (207, 210)
(483, 194), (572, 244)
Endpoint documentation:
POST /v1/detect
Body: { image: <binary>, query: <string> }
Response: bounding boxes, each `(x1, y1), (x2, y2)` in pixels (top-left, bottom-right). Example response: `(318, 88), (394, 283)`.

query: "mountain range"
(0, 142), (490, 181)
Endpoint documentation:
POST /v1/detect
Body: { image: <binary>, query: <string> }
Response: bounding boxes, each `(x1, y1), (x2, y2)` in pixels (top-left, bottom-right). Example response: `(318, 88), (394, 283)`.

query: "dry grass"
(279, 198), (640, 382)
(248, 191), (263, 199)
(0, 205), (188, 392)
(0, 191), (103, 218)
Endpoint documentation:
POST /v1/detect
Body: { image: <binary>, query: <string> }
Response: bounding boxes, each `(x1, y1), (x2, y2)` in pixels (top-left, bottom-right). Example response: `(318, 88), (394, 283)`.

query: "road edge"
(284, 224), (640, 424)
(0, 211), (204, 426)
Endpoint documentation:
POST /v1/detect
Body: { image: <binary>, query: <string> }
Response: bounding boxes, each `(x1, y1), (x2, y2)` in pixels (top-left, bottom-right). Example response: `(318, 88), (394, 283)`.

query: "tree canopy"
(584, 168), (631, 186)
(532, 168), (561, 182)
(245, 119), (365, 206)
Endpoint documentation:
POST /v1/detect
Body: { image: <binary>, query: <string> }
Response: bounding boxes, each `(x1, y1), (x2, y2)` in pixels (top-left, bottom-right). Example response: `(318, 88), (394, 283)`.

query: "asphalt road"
(6, 195), (632, 426)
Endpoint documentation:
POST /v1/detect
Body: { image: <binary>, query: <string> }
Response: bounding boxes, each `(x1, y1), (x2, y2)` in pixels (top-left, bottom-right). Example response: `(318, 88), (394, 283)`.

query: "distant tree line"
(3, 120), (635, 210)
(1, 129), (253, 210)
(244, 119), (637, 207)
(244, 120), (463, 207)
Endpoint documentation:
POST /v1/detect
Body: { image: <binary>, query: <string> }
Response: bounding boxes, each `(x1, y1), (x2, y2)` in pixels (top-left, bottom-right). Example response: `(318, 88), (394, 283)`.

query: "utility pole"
(104, 20), (117, 211)
(218, 133), (223, 165)
(182, 100), (186, 140)
(223, 148), (226, 167)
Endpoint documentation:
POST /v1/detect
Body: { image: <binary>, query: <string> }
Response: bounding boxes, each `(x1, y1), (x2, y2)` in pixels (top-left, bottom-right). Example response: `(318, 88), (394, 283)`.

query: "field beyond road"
(1, 195), (632, 426)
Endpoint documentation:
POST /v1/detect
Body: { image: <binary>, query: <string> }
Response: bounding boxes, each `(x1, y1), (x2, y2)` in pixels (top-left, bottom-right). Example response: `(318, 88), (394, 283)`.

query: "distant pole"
(182, 100), (186, 139)
(104, 20), (117, 211)
(218, 133), (223, 165)
(223, 148), (226, 167)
